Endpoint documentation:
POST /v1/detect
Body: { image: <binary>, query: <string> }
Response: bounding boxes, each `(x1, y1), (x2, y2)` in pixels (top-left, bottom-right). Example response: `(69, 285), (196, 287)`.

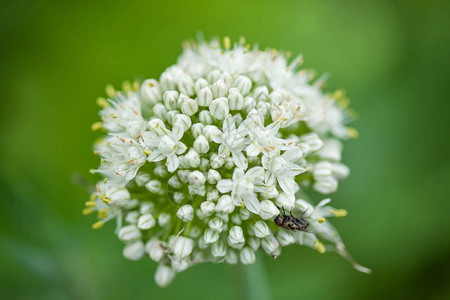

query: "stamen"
(313, 240), (326, 254)
(92, 220), (104, 229)
(330, 209), (348, 217)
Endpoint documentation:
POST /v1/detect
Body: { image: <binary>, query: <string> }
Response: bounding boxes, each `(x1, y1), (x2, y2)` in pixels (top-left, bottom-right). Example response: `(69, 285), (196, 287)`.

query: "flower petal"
(147, 150), (165, 162)
(278, 176), (298, 195)
(243, 193), (260, 214)
(217, 179), (233, 193)
(166, 154), (179, 173)
(232, 151), (248, 170)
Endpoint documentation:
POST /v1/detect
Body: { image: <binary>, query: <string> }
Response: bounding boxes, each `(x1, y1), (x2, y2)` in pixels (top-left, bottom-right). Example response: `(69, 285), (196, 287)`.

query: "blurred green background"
(1, 0), (449, 299)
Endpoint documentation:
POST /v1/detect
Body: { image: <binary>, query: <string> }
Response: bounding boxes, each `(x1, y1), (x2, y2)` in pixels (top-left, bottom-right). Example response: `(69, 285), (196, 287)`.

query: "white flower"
(262, 148), (306, 195)
(87, 37), (369, 287)
(209, 115), (250, 169)
(217, 167), (265, 213)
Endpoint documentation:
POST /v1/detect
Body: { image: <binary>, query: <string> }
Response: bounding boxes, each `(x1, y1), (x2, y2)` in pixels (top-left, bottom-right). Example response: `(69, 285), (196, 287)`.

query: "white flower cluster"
(85, 37), (369, 287)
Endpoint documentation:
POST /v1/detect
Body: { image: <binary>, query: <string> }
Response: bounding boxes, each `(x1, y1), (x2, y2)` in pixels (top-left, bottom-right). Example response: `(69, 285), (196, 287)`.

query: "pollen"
(348, 127), (358, 139)
(96, 97), (109, 108)
(85, 201), (97, 207)
(318, 217), (326, 223)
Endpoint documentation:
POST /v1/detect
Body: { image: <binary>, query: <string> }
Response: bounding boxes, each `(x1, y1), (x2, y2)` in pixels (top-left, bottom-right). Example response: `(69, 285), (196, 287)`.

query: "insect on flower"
(274, 206), (310, 232)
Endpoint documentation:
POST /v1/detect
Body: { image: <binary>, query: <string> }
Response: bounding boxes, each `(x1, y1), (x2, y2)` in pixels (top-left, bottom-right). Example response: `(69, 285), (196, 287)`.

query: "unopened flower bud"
(154, 166), (168, 178)
(168, 175), (182, 188)
(262, 235), (280, 254)
(313, 161), (333, 178)
(243, 97), (256, 113)
(248, 237), (261, 251)
(275, 192), (295, 211)
(225, 250), (238, 264)
(200, 201), (215, 216)
(140, 202), (155, 214)
(209, 97), (229, 120)
(118, 225), (141, 242)
(191, 123), (204, 139)
(138, 213), (156, 230)
(253, 86), (269, 101)
(158, 213), (171, 227)
(173, 192), (185, 203)
(235, 75), (252, 95)
(215, 195), (235, 214)
(125, 211), (139, 224)
(135, 172), (151, 187)
(178, 75), (195, 96)
(220, 72), (233, 89)
(209, 217), (224, 232)
(259, 200), (280, 220)
(313, 176), (338, 194)
(140, 79), (161, 104)
(193, 135), (209, 153)
(153, 103), (168, 120)
(155, 264), (175, 288)
(145, 180), (162, 194)
(269, 91), (283, 105)
(204, 228), (220, 244)
(228, 88), (244, 110)
(173, 236), (194, 259)
(188, 170), (206, 187)
(207, 169), (221, 184)
(211, 241), (227, 257)
(163, 91), (179, 110)
(253, 221), (270, 238)
(123, 240), (145, 260)
(300, 133), (324, 152)
(240, 247), (256, 264)
(332, 162), (350, 179)
(180, 96), (198, 116)
(184, 149), (201, 168)
(277, 230), (295, 246)
(206, 189), (219, 202)
(194, 78), (209, 95)
(199, 110), (213, 124)
(146, 239), (165, 262)
(211, 80), (228, 98)
(207, 69), (221, 83)
(197, 86), (213, 107)
(174, 113), (192, 131)
(177, 204), (194, 222)
(228, 226), (245, 246)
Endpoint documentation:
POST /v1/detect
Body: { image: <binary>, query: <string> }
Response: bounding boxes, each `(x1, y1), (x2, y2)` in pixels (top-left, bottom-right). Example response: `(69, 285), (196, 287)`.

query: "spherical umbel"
(87, 36), (370, 287)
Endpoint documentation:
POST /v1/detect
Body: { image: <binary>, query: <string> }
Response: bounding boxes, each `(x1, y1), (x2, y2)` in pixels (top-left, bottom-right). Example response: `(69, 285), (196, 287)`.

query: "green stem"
(236, 255), (272, 300)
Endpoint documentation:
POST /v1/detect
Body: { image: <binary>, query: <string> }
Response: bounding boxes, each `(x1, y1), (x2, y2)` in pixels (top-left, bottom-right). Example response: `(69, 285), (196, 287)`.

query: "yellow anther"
(144, 149), (152, 155)
(89, 169), (96, 174)
(91, 122), (103, 131)
(98, 208), (108, 219)
(330, 209), (348, 217)
(122, 80), (132, 92)
(223, 36), (231, 49)
(132, 81), (140, 92)
(105, 84), (116, 98)
(96, 97), (109, 108)
(313, 240), (326, 254)
(82, 208), (94, 215)
(332, 88), (346, 99)
(337, 97), (350, 108)
(348, 128), (358, 139)
(103, 178), (107, 184)
(89, 193), (97, 201)
(100, 194), (111, 204)
(92, 220), (104, 230)
(85, 201), (97, 207)
(239, 36), (246, 45)
(100, 158), (104, 165)
(318, 217), (326, 223)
